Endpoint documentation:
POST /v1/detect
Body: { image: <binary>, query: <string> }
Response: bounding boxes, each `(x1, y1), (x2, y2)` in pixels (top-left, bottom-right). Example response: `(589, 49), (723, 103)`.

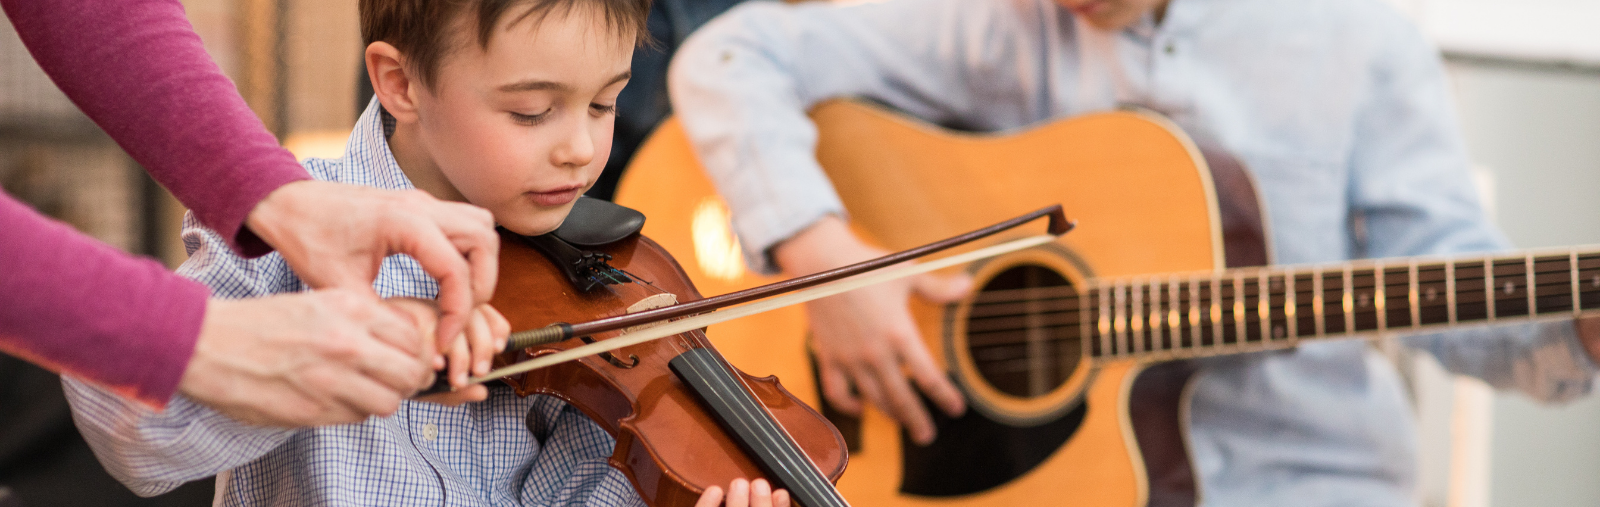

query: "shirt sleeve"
(1342, 14), (1599, 402)
(59, 216), (303, 496)
(667, 0), (1038, 273)
(0, 0), (311, 256)
(0, 192), (207, 409)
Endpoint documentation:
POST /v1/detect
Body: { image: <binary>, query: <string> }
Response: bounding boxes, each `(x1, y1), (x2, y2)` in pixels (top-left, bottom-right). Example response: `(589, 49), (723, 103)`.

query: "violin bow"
(467, 205), (1074, 386)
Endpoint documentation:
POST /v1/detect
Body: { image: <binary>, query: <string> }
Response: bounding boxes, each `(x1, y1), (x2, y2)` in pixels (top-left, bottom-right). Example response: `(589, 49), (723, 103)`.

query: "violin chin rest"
(553, 196), (646, 247)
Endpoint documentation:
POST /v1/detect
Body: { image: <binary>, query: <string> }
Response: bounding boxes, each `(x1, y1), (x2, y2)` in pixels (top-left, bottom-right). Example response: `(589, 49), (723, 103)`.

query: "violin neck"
(670, 349), (851, 507)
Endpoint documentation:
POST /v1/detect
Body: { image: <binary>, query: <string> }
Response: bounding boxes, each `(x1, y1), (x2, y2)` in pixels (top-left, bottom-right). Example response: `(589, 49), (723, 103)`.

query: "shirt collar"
(344, 97), (418, 192)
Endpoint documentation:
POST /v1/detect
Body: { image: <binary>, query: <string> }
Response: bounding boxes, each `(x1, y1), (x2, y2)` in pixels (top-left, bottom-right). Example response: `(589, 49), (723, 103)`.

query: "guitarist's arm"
(669, 0), (1044, 443)
(1342, 16), (1600, 400)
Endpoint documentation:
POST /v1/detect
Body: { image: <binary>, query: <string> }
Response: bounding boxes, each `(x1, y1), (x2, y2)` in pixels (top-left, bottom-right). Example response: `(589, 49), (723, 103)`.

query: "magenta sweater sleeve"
(0, 193), (209, 407)
(1, 0), (311, 257)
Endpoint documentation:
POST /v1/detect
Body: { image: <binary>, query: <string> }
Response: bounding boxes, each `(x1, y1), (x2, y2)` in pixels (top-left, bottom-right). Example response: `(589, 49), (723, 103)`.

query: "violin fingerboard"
(669, 349), (850, 507)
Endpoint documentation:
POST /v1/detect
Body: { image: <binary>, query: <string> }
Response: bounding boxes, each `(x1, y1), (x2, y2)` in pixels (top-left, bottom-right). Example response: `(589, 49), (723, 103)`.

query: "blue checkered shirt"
(63, 101), (645, 507)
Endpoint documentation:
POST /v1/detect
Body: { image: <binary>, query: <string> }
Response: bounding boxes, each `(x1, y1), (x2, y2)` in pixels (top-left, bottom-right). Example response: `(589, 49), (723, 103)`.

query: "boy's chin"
(498, 210), (568, 238)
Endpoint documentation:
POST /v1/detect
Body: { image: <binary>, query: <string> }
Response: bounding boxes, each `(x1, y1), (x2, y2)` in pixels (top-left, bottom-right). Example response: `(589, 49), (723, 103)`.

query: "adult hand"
(694, 478), (790, 507)
(772, 216), (971, 445)
(178, 289), (434, 427)
(246, 180), (499, 388)
(387, 299), (511, 406)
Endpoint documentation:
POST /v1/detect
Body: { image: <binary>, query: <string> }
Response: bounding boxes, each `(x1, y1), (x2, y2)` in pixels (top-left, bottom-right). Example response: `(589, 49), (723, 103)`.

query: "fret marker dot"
(1503, 281), (1515, 295)
(1591, 274), (1599, 288)
(1273, 326), (1285, 338)
(1425, 288), (1438, 301)
(1358, 293), (1370, 308)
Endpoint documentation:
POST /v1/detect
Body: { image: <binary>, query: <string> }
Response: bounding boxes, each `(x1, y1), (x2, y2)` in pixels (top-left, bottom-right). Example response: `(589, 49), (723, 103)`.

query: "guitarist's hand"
(774, 216), (970, 445)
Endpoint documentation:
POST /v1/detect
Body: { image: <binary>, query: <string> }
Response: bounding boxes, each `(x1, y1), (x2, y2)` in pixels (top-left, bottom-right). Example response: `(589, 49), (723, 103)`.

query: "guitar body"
(614, 101), (1268, 507)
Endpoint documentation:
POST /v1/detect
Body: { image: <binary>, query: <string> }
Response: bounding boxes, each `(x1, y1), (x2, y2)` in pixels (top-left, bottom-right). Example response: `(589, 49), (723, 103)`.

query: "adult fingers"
(817, 359), (863, 416)
(897, 330), (966, 417)
(323, 369), (406, 420)
(391, 210), (477, 353)
(694, 486), (725, 507)
(866, 346), (938, 445)
(911, 272), (973, 304)
(430, 201), (499, 305)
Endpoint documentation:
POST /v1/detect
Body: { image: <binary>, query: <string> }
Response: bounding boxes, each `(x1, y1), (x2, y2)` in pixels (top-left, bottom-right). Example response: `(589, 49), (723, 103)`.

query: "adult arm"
(1, 0), (499, 355)
(0, 193), (206, 407)
(1344, 13), (1599, 400)
(667, 0), (1046, 443)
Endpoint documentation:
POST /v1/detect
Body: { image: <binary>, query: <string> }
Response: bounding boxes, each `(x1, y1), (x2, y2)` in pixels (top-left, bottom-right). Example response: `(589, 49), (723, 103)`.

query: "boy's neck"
(388, 120), (467, 203)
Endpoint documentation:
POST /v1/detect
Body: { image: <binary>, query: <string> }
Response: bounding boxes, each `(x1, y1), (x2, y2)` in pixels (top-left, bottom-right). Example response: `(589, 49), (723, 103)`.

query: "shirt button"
(422, 423), (439, 441)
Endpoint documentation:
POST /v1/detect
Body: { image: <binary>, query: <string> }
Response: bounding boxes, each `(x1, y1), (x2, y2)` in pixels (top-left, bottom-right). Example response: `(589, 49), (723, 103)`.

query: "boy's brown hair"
(361, 0), (651, 88)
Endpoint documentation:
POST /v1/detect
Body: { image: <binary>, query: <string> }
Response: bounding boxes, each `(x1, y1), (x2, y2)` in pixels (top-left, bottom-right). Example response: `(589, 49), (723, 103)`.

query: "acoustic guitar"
(612, 100), (1600, 507)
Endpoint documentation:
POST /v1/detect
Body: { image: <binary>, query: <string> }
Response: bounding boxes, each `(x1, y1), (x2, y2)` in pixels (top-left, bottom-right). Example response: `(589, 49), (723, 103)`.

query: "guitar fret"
(1148, 282), (1163, 352)
(1484, 257), (1496, 322)
(1574, 250), (1583, 317)
(1115, 282), (1130, 356)
(1098, 282), (1112, 357)
(1446, 260), (1458, 325)
(1259, 273), (1272, 343)
(1409, 260), (1421, 329)
(1167, 276), (1182, 352)
(1210, 274), (1223, 348)
(1527, 253), (1538, 317)
(1130, 279), (1144, 354)
(1342, 265), (1355, 334)
(1285, 267), (1298, 344)
(1375, 261), (1387, 333)
(1233, 272), (1246, 345)
(1188, 275), (1202, 349)
(1313, 267), (1326, 337)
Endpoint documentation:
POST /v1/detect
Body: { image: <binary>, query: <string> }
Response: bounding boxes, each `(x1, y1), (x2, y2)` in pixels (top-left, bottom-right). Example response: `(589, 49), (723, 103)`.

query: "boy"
(669, 0), (1600, 504)
(66, 0), (787, 505)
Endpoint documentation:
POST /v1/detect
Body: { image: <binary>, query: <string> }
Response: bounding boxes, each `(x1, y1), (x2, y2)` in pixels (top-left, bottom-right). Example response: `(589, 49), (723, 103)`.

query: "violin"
(440, 198), (1071, 507)
(487, 197), (850, 507)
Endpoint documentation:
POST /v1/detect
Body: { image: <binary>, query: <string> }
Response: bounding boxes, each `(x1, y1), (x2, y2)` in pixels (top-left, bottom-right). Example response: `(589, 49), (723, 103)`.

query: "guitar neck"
(1079, 248), (1600, 362)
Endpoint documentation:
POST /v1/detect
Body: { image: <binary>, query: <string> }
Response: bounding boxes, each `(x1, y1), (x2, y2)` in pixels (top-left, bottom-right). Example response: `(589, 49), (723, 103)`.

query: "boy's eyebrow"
(497, 71), (632, 93)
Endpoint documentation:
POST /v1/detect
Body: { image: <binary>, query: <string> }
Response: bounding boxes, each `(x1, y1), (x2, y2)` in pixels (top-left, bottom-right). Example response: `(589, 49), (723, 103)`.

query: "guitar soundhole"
(967, 264), (1081, 398)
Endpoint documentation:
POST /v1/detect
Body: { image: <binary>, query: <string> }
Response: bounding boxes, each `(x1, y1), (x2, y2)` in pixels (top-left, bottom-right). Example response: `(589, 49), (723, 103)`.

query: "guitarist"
(666, 0), (1600, 504)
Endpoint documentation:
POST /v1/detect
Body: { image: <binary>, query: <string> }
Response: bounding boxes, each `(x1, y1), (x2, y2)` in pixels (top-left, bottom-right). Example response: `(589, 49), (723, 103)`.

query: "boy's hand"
(246, 180), (500, 364)
(386, 299), (510, 406)
(695, 478), (790, 507)
(772, 216), (971, 446)
(180, 289), (434, 427)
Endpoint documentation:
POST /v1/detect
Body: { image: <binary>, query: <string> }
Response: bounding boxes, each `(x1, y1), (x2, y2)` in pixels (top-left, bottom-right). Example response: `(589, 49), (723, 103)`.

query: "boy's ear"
(365, 41), (422, 123)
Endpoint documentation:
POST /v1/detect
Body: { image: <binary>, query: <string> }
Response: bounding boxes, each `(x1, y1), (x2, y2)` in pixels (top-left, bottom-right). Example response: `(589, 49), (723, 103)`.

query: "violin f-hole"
(581, 335), (640, 368)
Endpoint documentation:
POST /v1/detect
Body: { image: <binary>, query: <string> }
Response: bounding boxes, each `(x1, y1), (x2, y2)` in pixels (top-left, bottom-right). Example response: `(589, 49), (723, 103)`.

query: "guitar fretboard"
(972, 248), (1600, 363)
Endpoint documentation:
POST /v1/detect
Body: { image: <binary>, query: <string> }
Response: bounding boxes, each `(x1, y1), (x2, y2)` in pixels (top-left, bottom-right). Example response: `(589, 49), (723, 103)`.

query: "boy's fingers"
(694, 486), (725, 507)
(483, 305), (511, 353)
(447, 331), (471, 388)
(773, 489), (790, 507)
(750, 479), (773, 507)
(413, 384), (488, 406)
(727, 479), (750, 507)
(468, 309), (494, 376)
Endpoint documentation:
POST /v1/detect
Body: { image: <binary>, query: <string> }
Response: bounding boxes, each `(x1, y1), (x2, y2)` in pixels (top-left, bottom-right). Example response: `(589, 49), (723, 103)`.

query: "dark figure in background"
(356, 0), (750, 200)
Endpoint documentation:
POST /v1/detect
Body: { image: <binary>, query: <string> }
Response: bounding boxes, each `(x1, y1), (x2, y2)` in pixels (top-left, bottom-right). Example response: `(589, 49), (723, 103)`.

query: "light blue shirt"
(63, 101), (644, 507)
(668, 0), (1599, 504)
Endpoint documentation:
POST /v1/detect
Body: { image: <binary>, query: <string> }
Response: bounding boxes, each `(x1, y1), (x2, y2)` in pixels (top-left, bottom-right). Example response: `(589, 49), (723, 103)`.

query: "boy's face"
(405, 7), (633, 236)
(1054, 0), (1169, 30)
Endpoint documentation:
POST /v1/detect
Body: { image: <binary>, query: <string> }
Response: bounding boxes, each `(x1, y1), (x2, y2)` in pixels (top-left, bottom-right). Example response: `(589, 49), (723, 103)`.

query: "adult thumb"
(912, 272), (973, 304)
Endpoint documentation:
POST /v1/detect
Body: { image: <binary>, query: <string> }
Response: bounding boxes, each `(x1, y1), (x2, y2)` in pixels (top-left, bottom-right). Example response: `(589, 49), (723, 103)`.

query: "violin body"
(489, 230), (849, 506)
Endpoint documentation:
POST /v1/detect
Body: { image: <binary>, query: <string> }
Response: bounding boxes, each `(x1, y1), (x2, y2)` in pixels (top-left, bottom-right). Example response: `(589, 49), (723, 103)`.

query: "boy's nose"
(551, 122), (596, 169)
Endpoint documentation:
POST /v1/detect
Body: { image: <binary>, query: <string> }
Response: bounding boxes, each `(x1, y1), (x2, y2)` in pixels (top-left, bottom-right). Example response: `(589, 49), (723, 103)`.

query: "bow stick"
(467, 205), (1073, 386)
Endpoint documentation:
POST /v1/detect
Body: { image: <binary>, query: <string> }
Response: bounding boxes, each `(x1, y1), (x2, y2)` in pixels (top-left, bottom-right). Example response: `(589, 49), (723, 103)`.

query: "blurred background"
(0, 0), (1595, 506)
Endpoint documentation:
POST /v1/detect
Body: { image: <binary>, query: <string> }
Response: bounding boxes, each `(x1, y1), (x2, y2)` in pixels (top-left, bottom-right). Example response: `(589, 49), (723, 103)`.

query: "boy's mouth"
(526, 184), (584, 207)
